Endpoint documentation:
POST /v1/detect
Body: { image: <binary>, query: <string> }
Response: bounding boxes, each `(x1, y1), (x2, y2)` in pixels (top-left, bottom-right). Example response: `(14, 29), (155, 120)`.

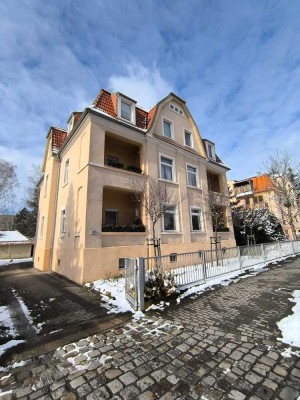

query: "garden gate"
(124, 258), (145, 311)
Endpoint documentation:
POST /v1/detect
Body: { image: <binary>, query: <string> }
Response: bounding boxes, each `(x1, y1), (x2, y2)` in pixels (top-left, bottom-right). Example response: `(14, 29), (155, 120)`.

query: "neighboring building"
(34, 89), (236, 284)
(229, 174), (300, 239)
(0, 231), (32, 259)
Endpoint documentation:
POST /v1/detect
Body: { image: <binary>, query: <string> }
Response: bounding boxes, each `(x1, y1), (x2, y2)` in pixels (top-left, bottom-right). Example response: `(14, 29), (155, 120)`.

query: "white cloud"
(108, 63), (173, 109)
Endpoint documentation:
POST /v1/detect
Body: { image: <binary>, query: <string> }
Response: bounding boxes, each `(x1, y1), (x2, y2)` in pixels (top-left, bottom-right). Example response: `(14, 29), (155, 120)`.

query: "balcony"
(102, 187), (146, 247)
(207, 172), (221, 193)
(234, 180), (253, 197)
(104, 133), (143, 174)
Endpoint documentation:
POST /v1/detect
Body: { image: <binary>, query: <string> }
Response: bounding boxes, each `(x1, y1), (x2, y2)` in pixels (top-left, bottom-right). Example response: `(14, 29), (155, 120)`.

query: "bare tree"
(131, 177), (182, 242)
(204, 190), (230, 238)
(265, 151), (300, 240)
(0, 159), (18, 214)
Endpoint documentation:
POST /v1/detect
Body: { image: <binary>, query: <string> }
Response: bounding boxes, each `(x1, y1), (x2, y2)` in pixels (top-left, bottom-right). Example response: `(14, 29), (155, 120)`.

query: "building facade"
(229, 174), (300, 239)
(34, 89), (236, 284)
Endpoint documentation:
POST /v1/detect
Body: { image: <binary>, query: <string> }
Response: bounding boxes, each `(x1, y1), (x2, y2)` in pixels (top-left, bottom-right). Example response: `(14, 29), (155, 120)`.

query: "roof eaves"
(169, 92), (186, 104)
(207, 158), (230, 171)
(116, 92), (137, 104)
(88, 107), (147, 133)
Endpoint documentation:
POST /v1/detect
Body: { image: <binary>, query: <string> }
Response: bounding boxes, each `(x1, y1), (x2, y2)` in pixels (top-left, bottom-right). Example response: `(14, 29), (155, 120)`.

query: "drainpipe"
(49, 156), (62, 272)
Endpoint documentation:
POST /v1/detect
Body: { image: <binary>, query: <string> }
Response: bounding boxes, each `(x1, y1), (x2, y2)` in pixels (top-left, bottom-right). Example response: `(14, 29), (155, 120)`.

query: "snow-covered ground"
(85, 278), (133, 314)
(0, 305), (24, 358)
(87, 261), (271, 314)
(0, 288), (41, 359)
(277, 290), (300, 351)
(0, 258), (32, 267)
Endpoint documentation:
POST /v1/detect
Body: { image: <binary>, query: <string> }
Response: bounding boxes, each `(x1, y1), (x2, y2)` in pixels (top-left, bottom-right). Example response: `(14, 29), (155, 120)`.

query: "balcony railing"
(106, 158), (142, 174)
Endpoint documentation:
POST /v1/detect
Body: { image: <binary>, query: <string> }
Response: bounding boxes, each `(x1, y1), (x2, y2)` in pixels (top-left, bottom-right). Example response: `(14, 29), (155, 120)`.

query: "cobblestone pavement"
(1, 257), (300, 400)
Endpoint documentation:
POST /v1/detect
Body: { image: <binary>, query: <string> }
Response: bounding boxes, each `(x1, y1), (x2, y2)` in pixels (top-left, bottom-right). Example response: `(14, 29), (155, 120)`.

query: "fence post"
(278, 241), (283, 261)
(137, 257), (145, 312)
(237, 247), (242, 269)
(202, 251), (207, 282)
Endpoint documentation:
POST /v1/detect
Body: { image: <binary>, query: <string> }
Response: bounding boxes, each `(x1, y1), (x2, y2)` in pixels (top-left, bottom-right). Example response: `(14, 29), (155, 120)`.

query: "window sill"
(191, 231), (205, 234)
(162, 135), (175, 141)
(117, 116), (135, 126)
(161, 231), (182, 235)
(102, 232), (146, 236)
(158, 178), (179, 186)
(187, 185), (202, 191)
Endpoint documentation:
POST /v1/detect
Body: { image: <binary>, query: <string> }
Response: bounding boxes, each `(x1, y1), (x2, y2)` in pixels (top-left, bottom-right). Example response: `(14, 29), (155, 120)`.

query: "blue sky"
(1, 0), (300, 211)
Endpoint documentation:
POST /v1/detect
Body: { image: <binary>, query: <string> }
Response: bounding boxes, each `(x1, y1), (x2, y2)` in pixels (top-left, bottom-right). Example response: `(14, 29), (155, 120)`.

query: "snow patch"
(0, 306), (17, 337)
(146, 301), (170, 311)
(0, 389), (13, 397)
(277, 290), (300, 348)
(0, 340), (24, 357)
(12, 289), (41, 333)
(0, 360), (28, 372)
(0, 258), (32, 267)
(281, 347), (300, 358)
(86, 277), (133, 314)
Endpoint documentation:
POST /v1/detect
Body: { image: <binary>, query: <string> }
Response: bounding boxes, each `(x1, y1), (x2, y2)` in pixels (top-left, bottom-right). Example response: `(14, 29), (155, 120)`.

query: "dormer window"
(205, 141), (216, 160)
(67, 116), (74, 134)
(117, 94), (136, 124)
(121, 101), (131, 121)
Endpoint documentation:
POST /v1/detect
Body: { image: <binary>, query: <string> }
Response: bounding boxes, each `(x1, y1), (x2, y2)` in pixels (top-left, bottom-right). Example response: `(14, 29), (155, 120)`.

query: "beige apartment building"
(34, 89), (236, 284)
(229, 174), (300, 239)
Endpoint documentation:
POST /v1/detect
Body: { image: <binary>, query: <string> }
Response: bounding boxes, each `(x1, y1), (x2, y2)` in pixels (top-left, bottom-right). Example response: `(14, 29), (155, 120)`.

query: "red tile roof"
(51, 128), (67, 153)
(73, 112), (82, 124)
(147, 105), (157, 129)
(92, 89), (159, 130)
(93, 89), (116, 117)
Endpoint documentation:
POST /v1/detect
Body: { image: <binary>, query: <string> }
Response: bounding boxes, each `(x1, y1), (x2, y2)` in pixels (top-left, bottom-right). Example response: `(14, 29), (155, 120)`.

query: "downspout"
(49, 155), (62, 271)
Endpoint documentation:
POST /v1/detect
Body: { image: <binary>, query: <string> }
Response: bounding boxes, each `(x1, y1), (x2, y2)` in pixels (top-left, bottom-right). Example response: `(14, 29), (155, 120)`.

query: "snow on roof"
(0, 231), (30, 243)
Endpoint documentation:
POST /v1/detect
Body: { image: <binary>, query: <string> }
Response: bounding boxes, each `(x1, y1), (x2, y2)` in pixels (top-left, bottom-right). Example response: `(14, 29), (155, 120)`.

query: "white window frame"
(67, 116), (74, 133)
(60, 208), (66, 238)
(190, 207), (203, 232)
(117, 96), (136, 124)
(184, 129), (193, 148)
(162, 116), (174, 139)
(162, 205), (179, 232)
(159, 154), (176, 182)
(206, 142), (215, 160)
(64, 159), (69, 185)
(40, 215), (45, 239)
(169, 103), (184, 116)
(186, 163), (199, 188)
(44, 174), (48, 196)
(105, 209), (119, 225)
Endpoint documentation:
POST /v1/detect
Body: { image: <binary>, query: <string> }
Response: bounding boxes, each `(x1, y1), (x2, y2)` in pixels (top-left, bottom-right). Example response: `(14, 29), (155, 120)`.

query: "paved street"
(1, 257), (300, 399)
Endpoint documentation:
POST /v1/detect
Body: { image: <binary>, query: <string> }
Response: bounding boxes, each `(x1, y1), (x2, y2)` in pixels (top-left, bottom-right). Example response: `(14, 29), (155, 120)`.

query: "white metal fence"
(143, 240), (300, 291)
